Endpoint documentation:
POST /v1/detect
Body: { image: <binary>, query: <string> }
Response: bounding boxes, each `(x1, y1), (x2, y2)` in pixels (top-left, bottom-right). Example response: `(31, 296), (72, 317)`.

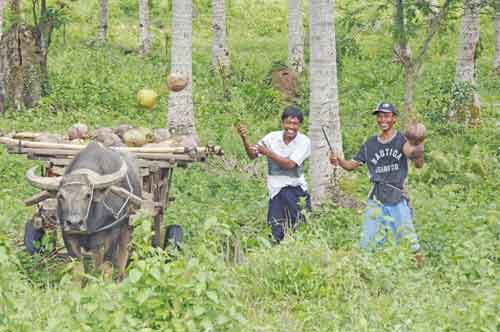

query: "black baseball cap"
(372, 102), (397, 115)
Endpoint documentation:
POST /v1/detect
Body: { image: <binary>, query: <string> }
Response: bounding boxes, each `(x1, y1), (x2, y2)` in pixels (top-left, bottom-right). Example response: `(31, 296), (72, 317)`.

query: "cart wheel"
(24, 221), (45, 255)
(164, 224), (183, 250)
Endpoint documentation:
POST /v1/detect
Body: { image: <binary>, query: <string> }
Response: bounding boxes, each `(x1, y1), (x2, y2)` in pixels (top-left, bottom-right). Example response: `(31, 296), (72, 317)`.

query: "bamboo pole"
(0, 137), (223, 156)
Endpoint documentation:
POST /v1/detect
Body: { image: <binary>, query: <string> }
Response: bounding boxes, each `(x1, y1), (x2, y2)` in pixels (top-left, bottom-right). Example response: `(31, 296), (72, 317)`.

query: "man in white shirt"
(238, 106), (311, 242)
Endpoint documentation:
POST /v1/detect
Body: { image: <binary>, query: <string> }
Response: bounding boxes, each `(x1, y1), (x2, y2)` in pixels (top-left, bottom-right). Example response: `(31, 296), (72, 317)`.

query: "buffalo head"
(26, 161), (128, 233)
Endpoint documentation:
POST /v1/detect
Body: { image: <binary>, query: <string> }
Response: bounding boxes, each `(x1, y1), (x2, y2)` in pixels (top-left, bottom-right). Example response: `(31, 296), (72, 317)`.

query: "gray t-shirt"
(353, 132), (408, 204)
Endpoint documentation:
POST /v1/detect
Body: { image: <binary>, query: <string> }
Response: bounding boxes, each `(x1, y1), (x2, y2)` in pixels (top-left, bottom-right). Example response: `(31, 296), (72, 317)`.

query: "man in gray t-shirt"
(330, 102), (425, 266)
(238, 106), (312, 243)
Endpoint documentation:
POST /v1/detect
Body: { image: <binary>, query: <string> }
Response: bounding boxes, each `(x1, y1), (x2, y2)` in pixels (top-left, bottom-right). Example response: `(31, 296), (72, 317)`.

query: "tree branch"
(394, 0), (408, 50)
(414, 0), (451, 70)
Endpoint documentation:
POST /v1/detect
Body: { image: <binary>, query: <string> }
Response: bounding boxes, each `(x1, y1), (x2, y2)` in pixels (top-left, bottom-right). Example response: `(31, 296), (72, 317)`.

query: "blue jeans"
(361, 199), (420, 252)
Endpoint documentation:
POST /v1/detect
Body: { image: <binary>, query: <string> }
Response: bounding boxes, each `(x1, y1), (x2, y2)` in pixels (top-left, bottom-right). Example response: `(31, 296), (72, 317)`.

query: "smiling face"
(376, 112), (397, 132)
(282, 116), (301, 142)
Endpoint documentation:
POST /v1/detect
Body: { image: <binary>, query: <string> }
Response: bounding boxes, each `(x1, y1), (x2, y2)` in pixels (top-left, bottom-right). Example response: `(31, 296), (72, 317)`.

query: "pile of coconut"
(33, 123), (199, 149)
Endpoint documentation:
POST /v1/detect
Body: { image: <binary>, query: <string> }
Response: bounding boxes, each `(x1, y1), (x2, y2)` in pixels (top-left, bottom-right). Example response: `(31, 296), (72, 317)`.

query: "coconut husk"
(115, 124), (134, 139)
(137, 127), (154, 143)
(68, 123), (89, 140)
(93, 131), (124, 147)
(123, 128), (147, 147)
(167, 72), (189, 92)
(404, 121), (427, 145)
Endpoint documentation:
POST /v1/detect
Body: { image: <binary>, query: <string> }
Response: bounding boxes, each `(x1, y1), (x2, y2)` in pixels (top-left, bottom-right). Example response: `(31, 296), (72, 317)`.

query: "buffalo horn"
(26, 167), (62, 191)
(88, 161), (128, 189)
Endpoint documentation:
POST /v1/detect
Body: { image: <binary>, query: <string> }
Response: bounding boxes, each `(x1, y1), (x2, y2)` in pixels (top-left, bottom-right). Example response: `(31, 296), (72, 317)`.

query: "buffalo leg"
(114, 223), (131, 281)
(64, 237), (85, 283)
(92, 236), (114, 280)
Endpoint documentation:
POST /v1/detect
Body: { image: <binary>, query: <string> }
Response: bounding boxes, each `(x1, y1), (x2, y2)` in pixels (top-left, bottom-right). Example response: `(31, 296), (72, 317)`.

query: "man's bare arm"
(237, 125), (258, 160)
(330, 153), (361, 171)
(257, 142), (297, 169)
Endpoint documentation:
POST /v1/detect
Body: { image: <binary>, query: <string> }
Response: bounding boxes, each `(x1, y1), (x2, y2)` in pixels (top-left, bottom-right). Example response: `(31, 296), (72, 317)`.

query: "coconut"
(167, 72), (189, 92)
(97, 133), (124, 147)
(404, 121), (427, 145)
(67, 123), (89, 140)
(137, 89), (158, 109)
(123, 128), (147, 147)
(115, 124), (134, 139)
(93, 127), (114, 138)
(92, 128), (124, 146)
(35, 133), (65, 143)
(137, 127), (154, 143)
(153, 128), (170, 143)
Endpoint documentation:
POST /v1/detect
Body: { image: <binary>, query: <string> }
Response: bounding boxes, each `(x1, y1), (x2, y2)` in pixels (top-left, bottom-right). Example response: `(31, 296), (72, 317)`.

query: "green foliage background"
(0, 0), (499, 331)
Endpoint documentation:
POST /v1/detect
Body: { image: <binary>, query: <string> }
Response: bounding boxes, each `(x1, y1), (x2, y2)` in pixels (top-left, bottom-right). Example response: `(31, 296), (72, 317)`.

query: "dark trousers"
(267, 186), (312, 242)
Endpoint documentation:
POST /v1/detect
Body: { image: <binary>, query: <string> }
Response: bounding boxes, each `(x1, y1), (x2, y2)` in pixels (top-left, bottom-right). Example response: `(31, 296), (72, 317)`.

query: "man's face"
(282, 116), (301, 140)
(376, 112), (396, 131)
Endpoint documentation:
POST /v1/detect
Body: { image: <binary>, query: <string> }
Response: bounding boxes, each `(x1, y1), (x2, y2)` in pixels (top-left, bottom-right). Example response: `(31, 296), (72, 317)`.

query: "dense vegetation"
(0, 0), (498, 331)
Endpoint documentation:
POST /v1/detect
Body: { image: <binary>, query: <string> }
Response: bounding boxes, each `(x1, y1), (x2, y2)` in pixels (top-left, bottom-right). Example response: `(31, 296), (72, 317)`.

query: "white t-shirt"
(258, 131), (311, 199)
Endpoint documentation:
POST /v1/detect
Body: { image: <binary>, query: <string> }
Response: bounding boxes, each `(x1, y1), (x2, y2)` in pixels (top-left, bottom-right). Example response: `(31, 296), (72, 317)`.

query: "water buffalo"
(26, 141), (142, 279)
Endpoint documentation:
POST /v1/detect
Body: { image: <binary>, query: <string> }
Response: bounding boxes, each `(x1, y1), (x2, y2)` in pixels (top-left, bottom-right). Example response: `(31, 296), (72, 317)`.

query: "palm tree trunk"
(450, 0), (481, 124)
(288, 0), (304, 73)
(167, 0), (197, 138)
(494, 0), (500, 75)
(309, 0), (343, 205)
(139, 0), (151, 56)
(98, 0), (108, 41)
(211, 0), (230, 72)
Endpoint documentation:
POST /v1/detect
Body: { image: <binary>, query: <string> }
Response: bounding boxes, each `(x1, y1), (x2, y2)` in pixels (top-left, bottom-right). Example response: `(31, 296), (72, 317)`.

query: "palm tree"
(449, 0), (481, 124)
(98, 0), (108, 41)
(288, 0), (304, 73)
(138, 0), (151, 56)
(308, 0), (343, 205)
(167, 0), (197, 137)
(211, 0), (230, 72)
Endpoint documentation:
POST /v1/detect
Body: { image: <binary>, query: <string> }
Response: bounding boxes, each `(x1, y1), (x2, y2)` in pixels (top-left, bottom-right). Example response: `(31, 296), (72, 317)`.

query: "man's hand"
(237, 124), (258, 159)
(403, 141), (424, 159)
(256, 142), (272, 157)
(403, 141), (424, 168)
(329, 152), (339, 166)
(237, 124), (248, 138)
(330, 152), (361, 171)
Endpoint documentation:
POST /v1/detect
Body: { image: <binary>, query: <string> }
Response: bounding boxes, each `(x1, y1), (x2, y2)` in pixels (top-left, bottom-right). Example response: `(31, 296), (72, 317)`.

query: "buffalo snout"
(63, 215), (87, 232)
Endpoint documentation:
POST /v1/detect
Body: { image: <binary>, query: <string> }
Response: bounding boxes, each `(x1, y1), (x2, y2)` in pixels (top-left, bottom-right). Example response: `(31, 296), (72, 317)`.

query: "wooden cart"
(0, 134), (223, 250)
